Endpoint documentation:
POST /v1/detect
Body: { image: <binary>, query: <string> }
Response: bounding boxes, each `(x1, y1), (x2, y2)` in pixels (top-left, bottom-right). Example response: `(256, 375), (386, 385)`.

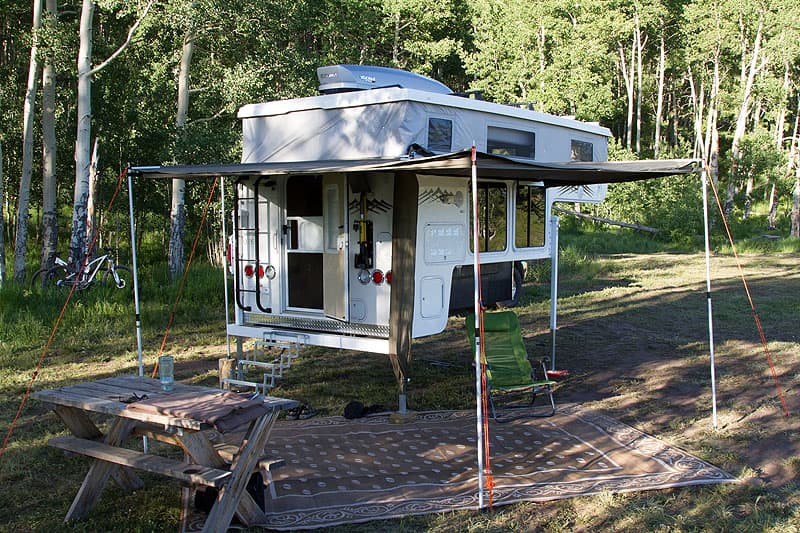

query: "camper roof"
(237, 88), (611, 138)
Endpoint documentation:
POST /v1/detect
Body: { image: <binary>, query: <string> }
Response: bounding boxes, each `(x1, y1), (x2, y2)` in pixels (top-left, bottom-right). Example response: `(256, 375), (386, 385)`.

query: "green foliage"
(590, 174), (705, 243)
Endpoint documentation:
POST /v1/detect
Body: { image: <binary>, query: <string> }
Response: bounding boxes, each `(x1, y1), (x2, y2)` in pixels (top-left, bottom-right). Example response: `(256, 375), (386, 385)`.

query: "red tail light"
(372, 269), (384, 284)
(257, 265), (265, 278)
(244, 264), (255, 277)
(385, 271), (392, 285)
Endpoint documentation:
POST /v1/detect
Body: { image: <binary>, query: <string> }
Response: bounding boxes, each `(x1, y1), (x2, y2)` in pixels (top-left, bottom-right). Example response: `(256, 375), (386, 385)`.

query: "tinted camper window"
(469, 182), (507, 253)
(428, 118), (453, 152)
(515, 184), (546, 248)
(487, 127), (535, 158)
(571, 140), (593, 161)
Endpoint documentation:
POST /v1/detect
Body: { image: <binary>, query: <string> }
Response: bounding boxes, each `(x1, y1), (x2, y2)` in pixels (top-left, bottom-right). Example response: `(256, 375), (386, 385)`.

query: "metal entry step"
(221, 332), (307, 393)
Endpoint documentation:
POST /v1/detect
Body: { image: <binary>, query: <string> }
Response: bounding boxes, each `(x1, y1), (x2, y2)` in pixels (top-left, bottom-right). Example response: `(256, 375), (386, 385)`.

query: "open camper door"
(323, 174), (349, 321)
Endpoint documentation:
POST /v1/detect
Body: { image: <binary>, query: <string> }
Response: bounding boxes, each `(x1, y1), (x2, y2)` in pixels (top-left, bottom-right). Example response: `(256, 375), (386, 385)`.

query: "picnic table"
(33, 375), (298, 532)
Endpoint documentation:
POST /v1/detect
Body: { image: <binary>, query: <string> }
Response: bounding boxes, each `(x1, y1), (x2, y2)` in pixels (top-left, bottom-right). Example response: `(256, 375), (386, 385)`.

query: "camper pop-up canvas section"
(131, 65), (697, 393)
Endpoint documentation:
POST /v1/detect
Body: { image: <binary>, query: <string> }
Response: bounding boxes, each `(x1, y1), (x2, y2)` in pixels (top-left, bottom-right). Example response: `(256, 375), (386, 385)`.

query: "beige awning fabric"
(130, 150), (700, 187)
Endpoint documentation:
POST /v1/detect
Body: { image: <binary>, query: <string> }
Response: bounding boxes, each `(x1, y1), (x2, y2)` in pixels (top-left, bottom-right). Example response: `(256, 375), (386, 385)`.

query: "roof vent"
(317, 64), (452, 95)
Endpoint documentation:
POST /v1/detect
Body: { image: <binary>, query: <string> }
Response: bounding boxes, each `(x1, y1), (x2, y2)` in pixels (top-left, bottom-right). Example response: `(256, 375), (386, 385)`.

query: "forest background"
(0, 0), (799, 286)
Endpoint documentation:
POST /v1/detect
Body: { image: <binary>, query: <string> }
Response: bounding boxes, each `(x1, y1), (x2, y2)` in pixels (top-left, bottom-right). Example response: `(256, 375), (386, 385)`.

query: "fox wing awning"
(130, 150), (700, 187)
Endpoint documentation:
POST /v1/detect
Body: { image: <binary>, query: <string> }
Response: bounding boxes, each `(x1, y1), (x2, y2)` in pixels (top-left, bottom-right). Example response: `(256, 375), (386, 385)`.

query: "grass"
(1, 234), (800, 531)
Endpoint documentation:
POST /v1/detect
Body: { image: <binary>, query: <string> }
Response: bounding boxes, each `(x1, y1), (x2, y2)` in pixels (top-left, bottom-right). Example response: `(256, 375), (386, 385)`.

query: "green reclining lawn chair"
(466, 311), (556, 422)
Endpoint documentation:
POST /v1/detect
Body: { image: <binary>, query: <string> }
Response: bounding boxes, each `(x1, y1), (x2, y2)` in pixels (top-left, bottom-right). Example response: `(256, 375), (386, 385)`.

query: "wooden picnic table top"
(33, 374), (298, 431)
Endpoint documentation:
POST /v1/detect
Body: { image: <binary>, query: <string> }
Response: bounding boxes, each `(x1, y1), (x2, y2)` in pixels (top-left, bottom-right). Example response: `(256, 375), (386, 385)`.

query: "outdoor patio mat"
(187, 404), (735, 530)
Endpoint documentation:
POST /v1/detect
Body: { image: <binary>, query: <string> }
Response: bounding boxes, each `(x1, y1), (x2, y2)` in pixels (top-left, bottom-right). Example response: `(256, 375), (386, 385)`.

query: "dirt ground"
(184, 253), (800, 490)
(521, 253), (800, 488)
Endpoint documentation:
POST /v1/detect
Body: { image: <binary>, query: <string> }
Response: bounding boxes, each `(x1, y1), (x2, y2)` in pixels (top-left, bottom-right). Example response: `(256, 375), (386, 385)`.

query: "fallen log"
(552, 206), (659, 234)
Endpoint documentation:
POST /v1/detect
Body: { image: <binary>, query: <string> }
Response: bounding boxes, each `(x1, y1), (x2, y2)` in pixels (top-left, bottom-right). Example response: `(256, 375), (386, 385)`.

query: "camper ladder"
(223, 332), (307, 393)
(233, 179), (273, 313)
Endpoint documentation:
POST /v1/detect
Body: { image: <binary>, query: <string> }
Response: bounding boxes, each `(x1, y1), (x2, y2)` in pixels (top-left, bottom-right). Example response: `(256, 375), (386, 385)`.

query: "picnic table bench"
(33, 374), (298, 533)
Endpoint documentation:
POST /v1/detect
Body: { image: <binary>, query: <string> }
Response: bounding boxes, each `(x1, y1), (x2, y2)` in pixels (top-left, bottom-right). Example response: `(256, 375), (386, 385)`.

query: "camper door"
(322, 174), (348, 321)
(284, 174), (348, 319)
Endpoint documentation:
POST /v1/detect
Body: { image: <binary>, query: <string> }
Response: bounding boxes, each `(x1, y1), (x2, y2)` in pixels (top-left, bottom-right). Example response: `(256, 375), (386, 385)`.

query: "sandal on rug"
(286, 403), (316, 420)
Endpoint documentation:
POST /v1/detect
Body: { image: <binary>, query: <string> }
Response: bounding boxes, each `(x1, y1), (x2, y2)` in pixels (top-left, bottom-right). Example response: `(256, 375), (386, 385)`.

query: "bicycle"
(36, 249), (132, 290)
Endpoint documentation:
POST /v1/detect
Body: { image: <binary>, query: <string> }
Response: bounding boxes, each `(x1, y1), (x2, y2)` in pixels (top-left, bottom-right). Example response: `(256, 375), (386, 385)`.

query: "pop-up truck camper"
(131, 65), (696, 407)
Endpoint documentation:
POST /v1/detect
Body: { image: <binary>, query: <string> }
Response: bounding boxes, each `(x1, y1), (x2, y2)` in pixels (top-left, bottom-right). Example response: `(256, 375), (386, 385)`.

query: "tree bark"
(68, 0), (154, 269)
(728, 16), (763, 218)
(12, 0), (43, 284)
(634, 14), (645, 155)
(790, 96), (800, 238)
(654, 25), (665, 159)
(40, 0), (58, 271)
(68, 0), (94, 270)
(168, 31), (194, 280)
(618, 35), (635, 151)
(85, 138), (99, 255)
(0, 141), (5, 287)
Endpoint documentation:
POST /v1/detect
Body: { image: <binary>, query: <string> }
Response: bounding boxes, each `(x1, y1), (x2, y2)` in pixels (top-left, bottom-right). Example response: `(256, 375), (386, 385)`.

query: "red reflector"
(226, 243), (232, 266)
(386, 271), (392, 284)
(244, 265), (255, 277)
(372, 269), (384, 284)
(258, 265), (265, 278)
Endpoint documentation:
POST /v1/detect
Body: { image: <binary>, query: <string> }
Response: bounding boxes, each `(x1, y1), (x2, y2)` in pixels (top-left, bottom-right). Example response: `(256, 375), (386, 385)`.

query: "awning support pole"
(127, 170), (144, 377)
(549, 215), (560, 371)
(702, 167), (718, 430)
(220, 177), (232, 360)
(127, 169), (147, 453)
(470, 146), (486, 510)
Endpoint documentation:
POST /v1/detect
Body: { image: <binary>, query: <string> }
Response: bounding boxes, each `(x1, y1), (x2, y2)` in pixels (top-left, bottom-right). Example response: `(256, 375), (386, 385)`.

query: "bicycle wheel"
(42, 266), (69, 289)
(30, 268), (50, 289)
(102, 265), (132, 289)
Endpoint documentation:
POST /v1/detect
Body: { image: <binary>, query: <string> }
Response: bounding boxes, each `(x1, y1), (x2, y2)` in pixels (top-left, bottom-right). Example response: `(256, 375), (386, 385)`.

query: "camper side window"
(428, 118), (453, 152)
(469, 182), (507, 253)
(487, 126), (535, 159)
(515, 184), (546, 248)
(571, 140), (593, 161)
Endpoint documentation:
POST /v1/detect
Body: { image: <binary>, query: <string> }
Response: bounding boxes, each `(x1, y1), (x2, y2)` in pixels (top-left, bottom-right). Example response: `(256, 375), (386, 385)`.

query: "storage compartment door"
(323, 174), (348, 321)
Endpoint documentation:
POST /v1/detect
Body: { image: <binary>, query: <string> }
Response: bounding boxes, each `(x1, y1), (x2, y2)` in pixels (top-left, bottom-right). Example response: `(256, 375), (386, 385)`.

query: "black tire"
(42, 266), (69, 289)
(30, 268), (50, 289)
(102, 265), (132, 289)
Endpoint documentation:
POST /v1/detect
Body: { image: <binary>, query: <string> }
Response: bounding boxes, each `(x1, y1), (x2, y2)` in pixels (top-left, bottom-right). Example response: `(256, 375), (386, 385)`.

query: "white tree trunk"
(654, 27), (665, 159)
(169, 31), (194, 279)
(619, 37), (635, 151)
(634, 14), (645, 155)
(68, 0), (153, 269)
(790, 97), (800, 237)
(68, 0), (94, 270)
(40, 0), (58, 271)
(86, 138), (99, 255)
(0, 140), (5, 287)
(728, 17), (762, 217)
(12, 0), (43, 284)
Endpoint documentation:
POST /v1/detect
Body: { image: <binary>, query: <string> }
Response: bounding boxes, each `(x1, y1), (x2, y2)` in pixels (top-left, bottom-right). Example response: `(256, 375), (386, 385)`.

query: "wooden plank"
(48, 436), (231, 488)
(175, 431), (266, 526)
(64, 417), (135, 521)
(54, 405), (144, 492)
(201, 412), (278, 532)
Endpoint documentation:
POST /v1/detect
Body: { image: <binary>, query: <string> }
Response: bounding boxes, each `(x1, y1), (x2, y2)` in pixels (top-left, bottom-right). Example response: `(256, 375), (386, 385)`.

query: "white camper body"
(228, 68), (611, 354)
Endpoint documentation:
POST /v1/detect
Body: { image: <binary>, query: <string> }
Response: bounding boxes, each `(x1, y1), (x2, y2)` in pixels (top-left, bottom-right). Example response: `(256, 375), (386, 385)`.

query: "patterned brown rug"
(189, 404), (734, 530)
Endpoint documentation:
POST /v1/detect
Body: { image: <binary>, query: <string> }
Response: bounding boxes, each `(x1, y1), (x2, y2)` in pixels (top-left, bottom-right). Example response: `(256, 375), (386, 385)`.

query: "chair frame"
(466, 311), (556, 422)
